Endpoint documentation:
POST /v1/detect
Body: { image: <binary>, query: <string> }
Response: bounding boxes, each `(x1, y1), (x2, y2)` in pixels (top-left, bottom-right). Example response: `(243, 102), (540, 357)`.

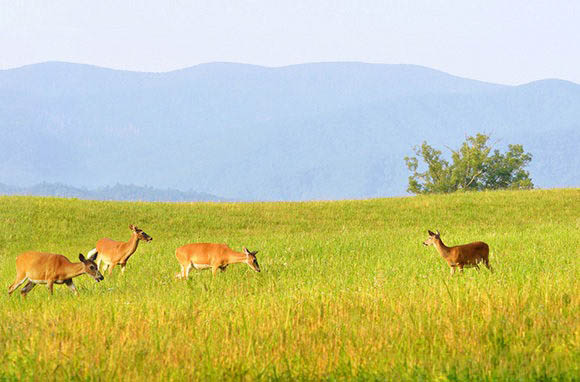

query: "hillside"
(1, 62), (579, 200)
(0, 189), (578, 380)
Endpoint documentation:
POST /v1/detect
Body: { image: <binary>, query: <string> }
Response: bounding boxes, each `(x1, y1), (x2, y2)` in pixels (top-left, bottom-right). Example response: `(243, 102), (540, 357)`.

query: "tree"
(404, 133), (533, 194)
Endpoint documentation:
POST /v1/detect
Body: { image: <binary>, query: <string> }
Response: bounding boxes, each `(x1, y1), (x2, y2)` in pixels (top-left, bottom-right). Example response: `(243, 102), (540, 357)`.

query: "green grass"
(0, 189), (578, 381)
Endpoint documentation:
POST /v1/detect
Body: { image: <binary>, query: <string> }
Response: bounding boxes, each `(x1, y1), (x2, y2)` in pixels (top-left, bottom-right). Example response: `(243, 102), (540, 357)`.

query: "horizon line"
(2, 60), (578, 87)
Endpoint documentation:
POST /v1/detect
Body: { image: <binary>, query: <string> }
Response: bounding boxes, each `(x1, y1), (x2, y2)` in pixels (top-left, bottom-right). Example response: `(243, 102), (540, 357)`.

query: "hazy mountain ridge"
(1, 62), (578, 200)
(0, 182), (226, 202)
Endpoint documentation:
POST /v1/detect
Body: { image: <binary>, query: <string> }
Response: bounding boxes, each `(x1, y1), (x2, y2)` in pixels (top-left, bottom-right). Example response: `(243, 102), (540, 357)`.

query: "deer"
(423, 230), (492, 276)
(8, 252), (104, 297)
(175, 243), (261, 279)
(87, 224), (152, 275)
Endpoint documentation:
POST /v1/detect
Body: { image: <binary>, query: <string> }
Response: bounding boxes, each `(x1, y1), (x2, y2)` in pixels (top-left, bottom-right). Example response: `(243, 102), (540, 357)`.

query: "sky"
(1, 0), (579, 85)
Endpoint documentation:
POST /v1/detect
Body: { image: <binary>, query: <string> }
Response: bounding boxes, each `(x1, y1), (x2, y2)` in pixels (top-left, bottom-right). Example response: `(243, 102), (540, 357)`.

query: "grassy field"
(0, 189), (578, 381)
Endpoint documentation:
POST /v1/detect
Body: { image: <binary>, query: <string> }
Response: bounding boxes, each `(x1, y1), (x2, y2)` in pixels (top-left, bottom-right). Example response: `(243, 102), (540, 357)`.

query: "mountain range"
(0, 182), (225, 202)
(1, 61), (578, 200)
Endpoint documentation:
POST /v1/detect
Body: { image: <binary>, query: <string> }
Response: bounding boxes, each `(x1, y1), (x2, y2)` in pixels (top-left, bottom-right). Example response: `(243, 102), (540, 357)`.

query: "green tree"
(404, 133), (533, 195)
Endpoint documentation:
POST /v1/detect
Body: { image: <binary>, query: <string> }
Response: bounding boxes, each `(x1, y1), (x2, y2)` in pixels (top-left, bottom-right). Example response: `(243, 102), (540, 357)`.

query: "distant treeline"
(0, 182), (227, 202)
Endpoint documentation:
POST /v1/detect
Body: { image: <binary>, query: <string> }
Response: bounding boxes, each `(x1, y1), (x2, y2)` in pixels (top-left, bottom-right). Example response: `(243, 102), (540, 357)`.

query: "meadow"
(0, 189), (578, 381)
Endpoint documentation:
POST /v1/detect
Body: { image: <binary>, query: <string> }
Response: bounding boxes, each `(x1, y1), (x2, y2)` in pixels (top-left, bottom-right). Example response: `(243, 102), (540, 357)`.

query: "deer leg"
(176, 265), (184, 279)
(120, 264), (126, 275)
(484, 258), (493, 272)
(108, 263), (117, 276)
(65, 279), (79, 296)
(47, 281), (54, 295)
(8, 272), (27, 295)
(212, 266), (219, 277)
(20, 281), (36, 297)
(184, 263), (193, 279)
(450, 266), (456, 276)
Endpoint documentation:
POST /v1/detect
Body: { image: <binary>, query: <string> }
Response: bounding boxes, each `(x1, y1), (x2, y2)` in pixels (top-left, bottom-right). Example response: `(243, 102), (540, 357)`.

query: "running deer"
(175, 243), (261, 279)
(8, 252), (104, 297)
(423, 230), (492, 275)
(88, 224), (152, 275)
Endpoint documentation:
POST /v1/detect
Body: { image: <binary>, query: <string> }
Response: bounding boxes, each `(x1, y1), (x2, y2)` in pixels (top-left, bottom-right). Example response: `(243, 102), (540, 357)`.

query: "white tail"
(8, 251), (104, 297)
(87, 248), (100, 268)
(93, 225), (152, 275)
(175, 243), (261, 279)
(423, 230), (492, 276)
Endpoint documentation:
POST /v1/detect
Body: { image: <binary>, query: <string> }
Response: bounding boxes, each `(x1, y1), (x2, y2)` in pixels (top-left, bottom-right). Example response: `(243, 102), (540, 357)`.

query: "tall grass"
(0, 189), (578, 381)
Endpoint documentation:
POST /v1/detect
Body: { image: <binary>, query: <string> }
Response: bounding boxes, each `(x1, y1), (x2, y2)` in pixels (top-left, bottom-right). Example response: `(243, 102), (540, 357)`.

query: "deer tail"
(87, 248), (98, 258)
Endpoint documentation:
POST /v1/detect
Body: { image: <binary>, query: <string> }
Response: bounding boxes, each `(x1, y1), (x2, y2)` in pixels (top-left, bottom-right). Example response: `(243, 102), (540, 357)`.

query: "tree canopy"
(404, 134), (533, 195)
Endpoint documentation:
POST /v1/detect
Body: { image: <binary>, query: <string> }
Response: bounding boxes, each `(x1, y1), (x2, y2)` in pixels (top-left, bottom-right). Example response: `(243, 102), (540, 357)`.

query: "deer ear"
(89, 252), (98, 262)
(243, 247), (250, 255)
(79, 253), (86, 262)
(436, 230), (440, 236)
(428, 230), (435, 236)
(252, 251), (259, 256)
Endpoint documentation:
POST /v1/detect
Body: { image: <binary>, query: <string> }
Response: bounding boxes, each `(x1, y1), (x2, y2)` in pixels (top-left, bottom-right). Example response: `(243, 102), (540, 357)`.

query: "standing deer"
(87, 224), (152, 275)
(423, 230), (492, 275)
(175, 243), (261, 279)
(8, 252), (104, 297)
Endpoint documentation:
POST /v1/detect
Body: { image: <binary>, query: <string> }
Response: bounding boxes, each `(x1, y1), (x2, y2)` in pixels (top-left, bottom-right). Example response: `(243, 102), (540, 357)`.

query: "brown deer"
(88, 224), (152, 275)
(423, 230), (492, 275)
(175, 243), (260, 279)
(8, 252), (104, 297)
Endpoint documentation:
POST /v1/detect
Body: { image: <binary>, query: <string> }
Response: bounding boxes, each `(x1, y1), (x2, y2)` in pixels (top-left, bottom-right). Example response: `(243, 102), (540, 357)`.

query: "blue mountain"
(1, 62), (578, 200)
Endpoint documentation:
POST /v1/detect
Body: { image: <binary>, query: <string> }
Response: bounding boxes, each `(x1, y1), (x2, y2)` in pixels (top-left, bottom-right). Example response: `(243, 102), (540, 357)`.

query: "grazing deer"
(423, 230), (492, 275)
(88, 224), (152, 275)
(8, 252), (104, 297)
(175, 243), (261, 279)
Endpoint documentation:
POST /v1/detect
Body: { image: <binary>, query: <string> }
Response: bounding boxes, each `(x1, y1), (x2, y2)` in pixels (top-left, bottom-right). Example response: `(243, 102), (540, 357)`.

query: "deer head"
(79, 252), (104, 282)
(243, 247), (261, 272)
(129, 224), (153, 242)
(423, 230), (441, 246)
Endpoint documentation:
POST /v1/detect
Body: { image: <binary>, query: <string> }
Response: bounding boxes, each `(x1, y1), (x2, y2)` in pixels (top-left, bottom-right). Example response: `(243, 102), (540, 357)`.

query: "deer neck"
(434, 239), (451, 259)
(126, 233), (140, 254)
(226, 251), (248, 265)
(64, 262), (86, 279)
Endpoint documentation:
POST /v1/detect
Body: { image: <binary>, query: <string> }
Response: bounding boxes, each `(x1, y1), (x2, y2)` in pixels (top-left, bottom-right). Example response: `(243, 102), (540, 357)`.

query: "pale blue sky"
(1, 0), (578, 84)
